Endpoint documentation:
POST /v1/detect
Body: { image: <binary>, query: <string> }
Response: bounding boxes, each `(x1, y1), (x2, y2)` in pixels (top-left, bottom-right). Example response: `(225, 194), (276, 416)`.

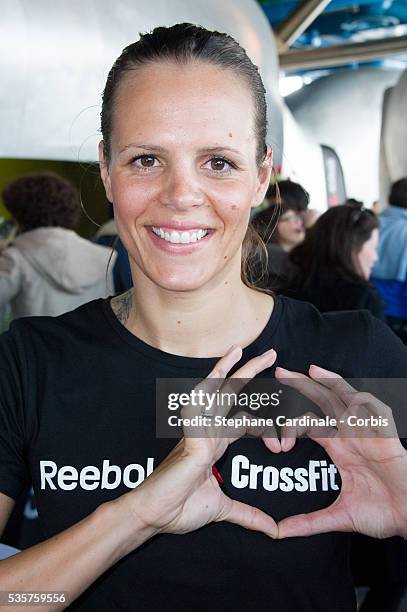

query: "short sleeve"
(0, 325), (30, 499)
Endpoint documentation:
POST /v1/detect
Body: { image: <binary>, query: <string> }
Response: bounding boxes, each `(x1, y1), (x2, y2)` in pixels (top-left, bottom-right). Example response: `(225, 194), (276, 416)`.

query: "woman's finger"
(308, 365), (358, 404)
(207, 348), (277, 419)
(218, 497), (278, 539)
(207, 344), (243, 379)
(181, 345), (243, 422)
(275, 367), (346, 421)
(279, 411), (337, 452)
(219, 348), (277, 409)
(277, 498), (348, 539)
(225, 410), (281, 452)
(229, 348), (277, 380)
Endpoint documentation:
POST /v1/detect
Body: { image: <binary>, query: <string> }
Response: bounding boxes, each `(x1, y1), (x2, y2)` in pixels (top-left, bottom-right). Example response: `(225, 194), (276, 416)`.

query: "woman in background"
(0, 172), (115, 320)
(281, 203), (385, 320)
(252, 181), (307, 284)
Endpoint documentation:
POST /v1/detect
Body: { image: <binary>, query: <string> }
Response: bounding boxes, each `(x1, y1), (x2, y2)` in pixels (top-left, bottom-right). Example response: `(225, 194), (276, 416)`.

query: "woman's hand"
(275, 365), (407, 540)
(124, 346), (279, 542)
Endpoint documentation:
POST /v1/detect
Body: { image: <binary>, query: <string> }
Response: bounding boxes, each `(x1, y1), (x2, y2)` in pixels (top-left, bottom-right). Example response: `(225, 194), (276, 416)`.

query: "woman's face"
(276, 209), (305, 251)
(357, 228), (379, 279)
(100, 61), (271, 292)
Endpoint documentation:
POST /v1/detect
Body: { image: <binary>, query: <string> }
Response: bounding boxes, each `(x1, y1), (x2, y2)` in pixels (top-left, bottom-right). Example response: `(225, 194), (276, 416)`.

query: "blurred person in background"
(252, 180), (307, 283)
(372, 178), (407, 343)
(267, 179), (320, 229)
(94, 203), (132, 293)
(0, 219), (17, 332)
(281, 204), (385, 320)
(0, 172), (116, 321)
(345, 197), (364, 208)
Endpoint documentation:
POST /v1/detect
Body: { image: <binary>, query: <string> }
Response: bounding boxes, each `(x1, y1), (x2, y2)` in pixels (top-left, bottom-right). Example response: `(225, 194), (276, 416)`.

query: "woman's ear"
(99, 141), (113, 203)
(252, 146), (273, 209)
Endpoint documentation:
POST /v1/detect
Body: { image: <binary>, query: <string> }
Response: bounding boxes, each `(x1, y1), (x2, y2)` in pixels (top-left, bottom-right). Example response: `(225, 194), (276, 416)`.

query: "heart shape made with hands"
(150, 348), (407, 542)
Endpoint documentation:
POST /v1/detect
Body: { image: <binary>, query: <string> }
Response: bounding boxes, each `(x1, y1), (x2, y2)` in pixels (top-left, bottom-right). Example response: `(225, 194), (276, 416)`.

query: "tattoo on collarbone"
(111, 290), (133, 324)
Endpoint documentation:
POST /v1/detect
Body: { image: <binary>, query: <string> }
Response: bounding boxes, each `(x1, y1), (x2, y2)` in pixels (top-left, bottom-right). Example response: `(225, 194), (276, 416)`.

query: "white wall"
(287, 67), (402, 207)
(381, 68), (407, 203)
(281, 105), (327, 211)
(0, 0), (283, 163)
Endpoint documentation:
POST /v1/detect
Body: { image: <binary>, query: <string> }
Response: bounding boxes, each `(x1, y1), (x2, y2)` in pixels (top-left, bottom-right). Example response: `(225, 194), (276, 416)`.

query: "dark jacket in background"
(94, 219), (132, 294)
(281, 268), (385, 320)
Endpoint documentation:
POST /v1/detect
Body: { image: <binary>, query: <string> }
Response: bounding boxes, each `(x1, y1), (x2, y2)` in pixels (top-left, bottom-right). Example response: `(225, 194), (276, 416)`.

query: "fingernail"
(281, 438), (291, 452)
(263, 348), (276, 357)
(310, 364), (337, 377)
(310, 364), (325, 372)
(276, 366), (290, 374)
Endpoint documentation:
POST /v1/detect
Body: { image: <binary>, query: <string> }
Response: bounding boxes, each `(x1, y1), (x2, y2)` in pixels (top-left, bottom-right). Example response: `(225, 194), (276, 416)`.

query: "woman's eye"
(132, 155), (158, 169)
(206, 157), (235, 174)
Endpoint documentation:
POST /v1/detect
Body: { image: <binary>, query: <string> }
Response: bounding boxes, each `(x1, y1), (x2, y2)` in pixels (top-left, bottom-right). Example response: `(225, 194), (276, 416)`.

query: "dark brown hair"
(2, 172), (80, 231)
(252, 186), (307, 246)
(267, 180), (309, 211)
(389, 178), (407, 209)
(253, 180), (308, 245)
(100, 23), (270, 288)
(287, 204), (378, 287)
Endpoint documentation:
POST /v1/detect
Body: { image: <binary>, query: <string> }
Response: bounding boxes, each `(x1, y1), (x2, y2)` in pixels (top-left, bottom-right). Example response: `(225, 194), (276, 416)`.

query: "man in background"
(372, 178), (407, 343)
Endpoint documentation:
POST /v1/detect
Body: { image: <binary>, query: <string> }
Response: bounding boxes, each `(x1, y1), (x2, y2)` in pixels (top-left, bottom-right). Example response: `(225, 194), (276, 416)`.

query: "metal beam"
(276, 0), (332, 49)
(279, 35), (407, 71)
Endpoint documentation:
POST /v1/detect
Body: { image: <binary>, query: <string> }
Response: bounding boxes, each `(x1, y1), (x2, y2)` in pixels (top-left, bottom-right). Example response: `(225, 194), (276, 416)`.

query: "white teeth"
(152, 227), (208, 244)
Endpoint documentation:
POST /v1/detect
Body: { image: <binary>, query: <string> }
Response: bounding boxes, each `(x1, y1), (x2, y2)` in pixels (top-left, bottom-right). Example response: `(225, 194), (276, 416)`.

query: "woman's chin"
(148, 269), (214, 293)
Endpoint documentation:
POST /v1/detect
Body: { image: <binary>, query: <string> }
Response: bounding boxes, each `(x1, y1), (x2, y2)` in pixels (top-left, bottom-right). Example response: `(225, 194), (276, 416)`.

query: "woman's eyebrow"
(119, 144), (244, 156)
(119, 143), (167, 154)
(197, 146), (243, 156)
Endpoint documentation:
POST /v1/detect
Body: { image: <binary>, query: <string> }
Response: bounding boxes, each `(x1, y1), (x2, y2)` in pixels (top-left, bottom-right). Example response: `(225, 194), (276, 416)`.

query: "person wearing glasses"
(281, 204), (385, 320)
(252, 182), (308, 284)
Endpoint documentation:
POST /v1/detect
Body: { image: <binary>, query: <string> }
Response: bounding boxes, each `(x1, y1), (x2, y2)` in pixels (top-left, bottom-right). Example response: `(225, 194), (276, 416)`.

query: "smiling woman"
(0, 22), (407, 612)
(100, 68), (269, 301)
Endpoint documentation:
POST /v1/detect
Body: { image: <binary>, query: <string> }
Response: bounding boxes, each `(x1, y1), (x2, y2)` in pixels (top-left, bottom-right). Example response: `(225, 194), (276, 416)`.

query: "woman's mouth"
(151, 226), (209, 244)
(148, 225), (213, 254)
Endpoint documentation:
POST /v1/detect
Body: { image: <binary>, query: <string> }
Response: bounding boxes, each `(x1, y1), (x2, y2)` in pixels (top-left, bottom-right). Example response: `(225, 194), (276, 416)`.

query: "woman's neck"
(111, 269), (274, 358)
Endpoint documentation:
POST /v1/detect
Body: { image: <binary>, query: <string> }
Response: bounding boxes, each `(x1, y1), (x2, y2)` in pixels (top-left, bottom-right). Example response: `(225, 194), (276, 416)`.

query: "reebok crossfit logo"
(40, 459), (155, 491)
(39, 455), (339, 493)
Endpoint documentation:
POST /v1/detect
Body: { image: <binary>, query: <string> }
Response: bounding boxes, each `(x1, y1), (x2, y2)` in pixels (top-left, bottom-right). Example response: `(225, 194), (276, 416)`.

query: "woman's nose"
(159, 167), (205, 211)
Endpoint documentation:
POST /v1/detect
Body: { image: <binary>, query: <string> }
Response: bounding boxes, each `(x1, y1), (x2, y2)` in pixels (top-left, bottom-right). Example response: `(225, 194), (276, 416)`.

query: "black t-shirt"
(0, 295), (406, 611)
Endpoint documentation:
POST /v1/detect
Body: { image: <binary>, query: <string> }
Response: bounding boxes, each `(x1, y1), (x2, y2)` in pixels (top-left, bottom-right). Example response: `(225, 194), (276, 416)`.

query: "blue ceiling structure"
(257, 0), (407, 74)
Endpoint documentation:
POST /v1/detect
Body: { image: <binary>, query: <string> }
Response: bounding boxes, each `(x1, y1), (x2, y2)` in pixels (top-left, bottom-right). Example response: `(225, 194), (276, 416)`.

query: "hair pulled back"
(101, 23), (267, 165)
